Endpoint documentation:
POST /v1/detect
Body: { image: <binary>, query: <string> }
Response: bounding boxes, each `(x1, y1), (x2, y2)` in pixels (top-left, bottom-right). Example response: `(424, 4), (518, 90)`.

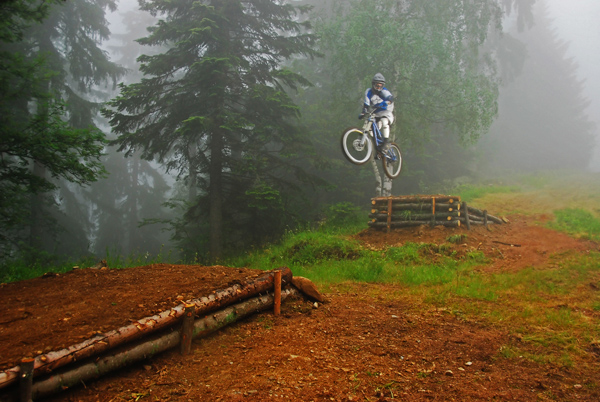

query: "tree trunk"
(127, 154), (140, 254)
(371, 160), (393, 197)
(209, 130), (224, 262)
(371, 159), (383, 197)
(187, 143), (198, 203)
(382, 175), (392, 197)
(29, 162), (46, 250)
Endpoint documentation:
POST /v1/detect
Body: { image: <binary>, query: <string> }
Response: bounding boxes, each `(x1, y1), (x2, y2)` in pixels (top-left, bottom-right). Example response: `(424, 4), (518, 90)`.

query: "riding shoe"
(381, 139), (390, 151)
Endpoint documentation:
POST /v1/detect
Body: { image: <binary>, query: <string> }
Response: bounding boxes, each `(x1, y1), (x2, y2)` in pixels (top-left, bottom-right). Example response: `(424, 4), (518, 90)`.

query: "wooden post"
(430, 197), (436, 228)
(19, 358), (34, 402)
(180, 303), (195, 356)
(386, 198), (393, 233)
(462, 202), (471, 230)
(274, 270), (282, 316)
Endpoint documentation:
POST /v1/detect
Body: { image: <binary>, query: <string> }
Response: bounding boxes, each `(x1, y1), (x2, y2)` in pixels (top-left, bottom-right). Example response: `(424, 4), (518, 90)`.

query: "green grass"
(0, 246), (176, 283)
(453, 183), (520, 203)
(547, 208), (600, 241)
(227, 205), (600, 369)
(3, 172), (600, 372)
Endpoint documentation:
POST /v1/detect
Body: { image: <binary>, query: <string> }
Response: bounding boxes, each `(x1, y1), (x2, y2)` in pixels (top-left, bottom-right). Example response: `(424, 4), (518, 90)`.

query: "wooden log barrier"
(23, 288), (300, 401)
(179, 303), (195, 356)
(462, 202), (471, 231)
(368, 220), (461, 229)
(274, 270), (281, 316)
(372, 195), (459, 204)
(369, 212), (461, 221)
(0, 268), (292, 390)
(18, 359), (34, 402)
(369, 195), (506, 231)
(371, 203), (460, 214)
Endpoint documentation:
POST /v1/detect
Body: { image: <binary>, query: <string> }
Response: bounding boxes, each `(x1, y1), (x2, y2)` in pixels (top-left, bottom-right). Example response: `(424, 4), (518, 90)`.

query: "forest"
(0, 0), (596, 269)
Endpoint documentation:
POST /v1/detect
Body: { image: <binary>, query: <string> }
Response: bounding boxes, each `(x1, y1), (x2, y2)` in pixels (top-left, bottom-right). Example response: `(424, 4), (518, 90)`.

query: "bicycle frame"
(362, 114), (385, 152)
(342, 110), (402, 178)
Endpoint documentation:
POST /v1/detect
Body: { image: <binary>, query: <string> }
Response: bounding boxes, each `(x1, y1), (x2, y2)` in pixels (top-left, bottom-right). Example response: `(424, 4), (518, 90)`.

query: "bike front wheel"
(382, 143), (402, 179)
(341, 128), (373, 165)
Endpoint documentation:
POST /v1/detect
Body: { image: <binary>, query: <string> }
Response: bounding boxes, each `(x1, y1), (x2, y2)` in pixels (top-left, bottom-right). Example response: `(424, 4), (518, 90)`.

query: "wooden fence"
(0, 268), (317, 401)
(369, 195), (506, 231)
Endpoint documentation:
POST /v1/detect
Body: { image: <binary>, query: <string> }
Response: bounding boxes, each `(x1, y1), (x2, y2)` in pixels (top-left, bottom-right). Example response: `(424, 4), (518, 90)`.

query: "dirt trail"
(1, 214), (598, 401)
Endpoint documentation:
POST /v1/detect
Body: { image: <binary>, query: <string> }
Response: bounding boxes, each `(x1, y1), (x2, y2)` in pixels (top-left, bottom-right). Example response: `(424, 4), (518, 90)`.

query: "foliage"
(229, 197), (600, 367)
(0, 244), (176, 283)
(320, 0), (502, 146)
(0, 0), (58, 43)
(104, 0), (321, 262)
(0, 0), (118, 257)
(289, 0), (506, 203)
(321, 202), (366, 229)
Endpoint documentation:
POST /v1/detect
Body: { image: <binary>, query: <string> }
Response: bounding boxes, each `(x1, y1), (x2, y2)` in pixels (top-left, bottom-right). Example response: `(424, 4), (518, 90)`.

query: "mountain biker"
(359, 73), (395, 150)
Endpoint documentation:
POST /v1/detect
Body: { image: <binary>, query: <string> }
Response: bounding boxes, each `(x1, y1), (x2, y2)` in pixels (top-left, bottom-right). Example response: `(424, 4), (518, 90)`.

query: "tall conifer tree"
(480, 1), (595, 172)
(104, 0), (318, 261)
(0, 0), (117, 257)
(24, 0), (125, 255)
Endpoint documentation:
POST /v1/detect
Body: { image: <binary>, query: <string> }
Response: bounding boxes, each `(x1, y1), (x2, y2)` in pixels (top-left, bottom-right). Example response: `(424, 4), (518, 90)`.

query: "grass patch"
(0, 246), (176, 283)
(454, 183), (520, 203)
(547, 208), (600, 240)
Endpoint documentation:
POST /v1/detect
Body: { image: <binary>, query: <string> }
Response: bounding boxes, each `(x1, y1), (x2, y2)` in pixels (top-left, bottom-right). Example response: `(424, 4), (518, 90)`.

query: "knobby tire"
(381, 143), (402, 179)
(341, 128), (372, 165)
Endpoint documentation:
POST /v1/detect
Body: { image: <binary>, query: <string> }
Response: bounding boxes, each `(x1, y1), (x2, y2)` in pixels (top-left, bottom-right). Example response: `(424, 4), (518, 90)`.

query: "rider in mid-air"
(359, 73), (394, 150)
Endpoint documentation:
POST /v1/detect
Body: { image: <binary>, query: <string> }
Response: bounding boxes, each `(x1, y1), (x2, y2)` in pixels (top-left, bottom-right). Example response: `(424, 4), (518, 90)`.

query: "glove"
(359, 105), (369, 119)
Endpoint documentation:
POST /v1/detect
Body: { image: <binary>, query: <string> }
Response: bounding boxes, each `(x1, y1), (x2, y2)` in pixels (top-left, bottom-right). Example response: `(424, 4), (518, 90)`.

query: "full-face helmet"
(372, 73), (385, 91)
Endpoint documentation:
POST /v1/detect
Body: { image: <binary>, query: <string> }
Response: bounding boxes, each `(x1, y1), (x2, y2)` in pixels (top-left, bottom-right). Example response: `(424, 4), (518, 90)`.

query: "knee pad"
(378, 118), (390, 138)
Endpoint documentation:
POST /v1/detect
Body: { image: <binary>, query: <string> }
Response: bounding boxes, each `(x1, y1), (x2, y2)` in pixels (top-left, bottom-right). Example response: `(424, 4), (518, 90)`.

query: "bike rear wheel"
(382, 143), (402, 179)
(341, 128), (373, 165)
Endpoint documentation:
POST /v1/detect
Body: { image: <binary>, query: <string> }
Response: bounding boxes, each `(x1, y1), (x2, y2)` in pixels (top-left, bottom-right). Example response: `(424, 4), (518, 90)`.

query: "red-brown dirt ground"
(1, 214), (599, 401)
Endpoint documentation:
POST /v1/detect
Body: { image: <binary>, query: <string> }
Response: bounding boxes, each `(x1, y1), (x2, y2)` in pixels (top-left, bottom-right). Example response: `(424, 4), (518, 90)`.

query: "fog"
(546, 0), (600, 171)
(5, 0), (600, 266)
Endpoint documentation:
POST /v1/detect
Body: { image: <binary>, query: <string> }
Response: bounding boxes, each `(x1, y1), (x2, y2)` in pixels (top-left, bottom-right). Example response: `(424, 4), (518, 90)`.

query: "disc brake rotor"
(352, 138), (365, 152)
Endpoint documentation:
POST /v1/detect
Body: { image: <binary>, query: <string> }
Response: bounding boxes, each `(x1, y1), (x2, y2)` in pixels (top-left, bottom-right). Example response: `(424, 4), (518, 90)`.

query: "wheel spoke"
(341, 128), (372, 165)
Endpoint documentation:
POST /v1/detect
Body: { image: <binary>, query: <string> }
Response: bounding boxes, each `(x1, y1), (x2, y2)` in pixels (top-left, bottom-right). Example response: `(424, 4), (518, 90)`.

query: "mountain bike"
(341, 109), (402, 179)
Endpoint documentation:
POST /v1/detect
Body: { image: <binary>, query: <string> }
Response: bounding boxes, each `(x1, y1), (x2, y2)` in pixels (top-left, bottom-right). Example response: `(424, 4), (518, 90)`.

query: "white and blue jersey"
(364, 87), (394, 123)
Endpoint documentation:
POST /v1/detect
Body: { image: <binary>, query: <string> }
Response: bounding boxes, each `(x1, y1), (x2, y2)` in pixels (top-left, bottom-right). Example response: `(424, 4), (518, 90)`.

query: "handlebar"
(359, 107), (383, 120)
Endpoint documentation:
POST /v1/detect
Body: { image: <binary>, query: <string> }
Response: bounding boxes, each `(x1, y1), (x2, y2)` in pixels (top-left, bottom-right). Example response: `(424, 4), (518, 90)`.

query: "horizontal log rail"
(0, 268), (291, 390)
(368, 220), (461, 228)
(369, 212), (461, 221)
(372, 195), (459, 204)
(8, 288), (299, 401)
(371, 203), (460, 215)
(368, 195), (506, 231)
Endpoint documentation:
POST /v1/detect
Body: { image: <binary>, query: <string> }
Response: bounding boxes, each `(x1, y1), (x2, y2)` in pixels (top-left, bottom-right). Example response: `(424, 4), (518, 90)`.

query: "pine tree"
(23, 0), (126, 255)
(0, 0), (112, 258)
(104, 0), (318, 261)
(86, 5), (172, 258)
(480, 1), (596, 172)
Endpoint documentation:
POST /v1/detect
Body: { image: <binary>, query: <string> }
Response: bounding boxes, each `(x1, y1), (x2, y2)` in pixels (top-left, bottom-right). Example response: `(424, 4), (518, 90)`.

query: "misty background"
(1, 0), (597, 268)
(546, 0), (600, 170)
